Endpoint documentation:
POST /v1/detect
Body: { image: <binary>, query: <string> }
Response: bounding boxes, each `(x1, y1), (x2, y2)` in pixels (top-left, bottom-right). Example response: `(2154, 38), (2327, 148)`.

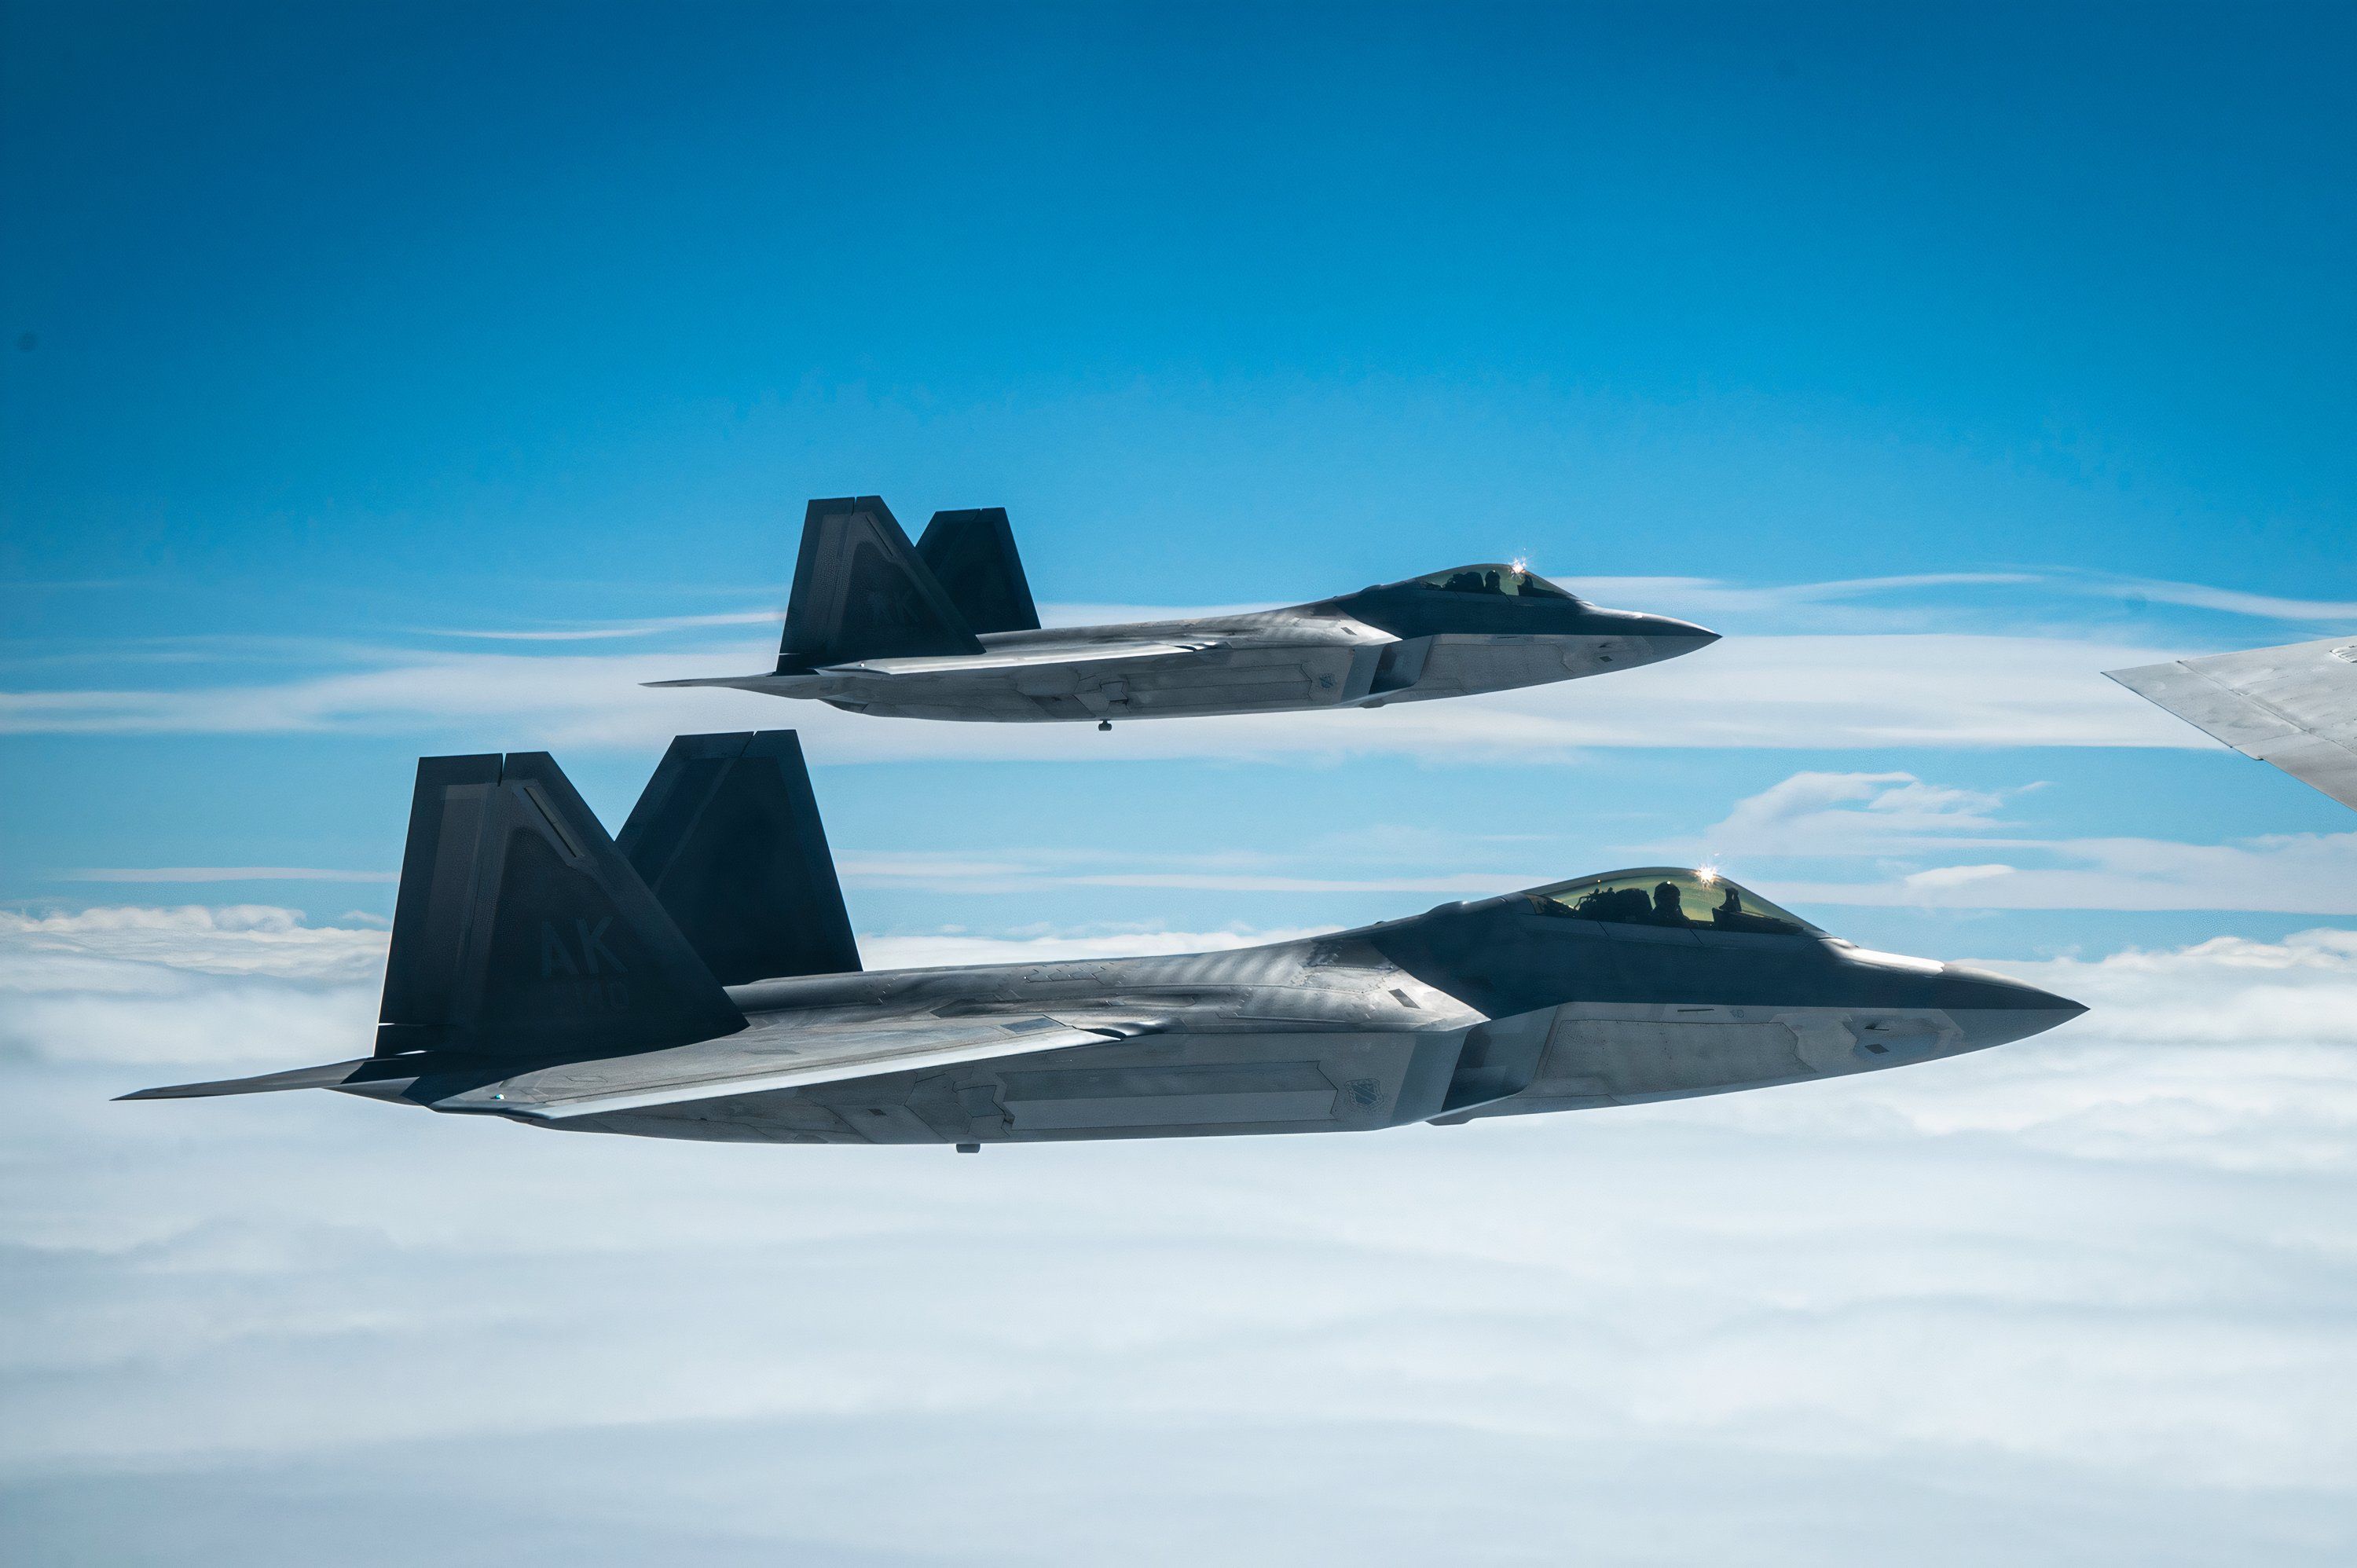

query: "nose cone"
(1937, 963), (2088, 1051)
(1640, 612), (1721, 649)
(1594, 610), (1721, 667)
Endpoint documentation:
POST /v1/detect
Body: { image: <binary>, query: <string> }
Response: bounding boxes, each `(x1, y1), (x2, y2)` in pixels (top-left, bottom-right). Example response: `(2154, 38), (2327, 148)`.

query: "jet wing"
(124, 1012), (1157, 1117)
(820, 639), (1223, 676)
(645, 639), (1224, 690)
(427, 1011), (1146, 1120)
(2106, 636), (2357, 810)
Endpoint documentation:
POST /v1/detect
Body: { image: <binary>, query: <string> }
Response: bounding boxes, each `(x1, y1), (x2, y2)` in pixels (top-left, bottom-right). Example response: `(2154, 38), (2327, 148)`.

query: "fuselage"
(672, 583), (1719, 724)
(346, 879), (2081, 1146)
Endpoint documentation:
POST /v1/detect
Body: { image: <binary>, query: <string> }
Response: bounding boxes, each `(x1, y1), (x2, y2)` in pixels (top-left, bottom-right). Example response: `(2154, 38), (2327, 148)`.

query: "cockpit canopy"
(1523, 867), (1821, 937)
(1401, 563), (1581, 601)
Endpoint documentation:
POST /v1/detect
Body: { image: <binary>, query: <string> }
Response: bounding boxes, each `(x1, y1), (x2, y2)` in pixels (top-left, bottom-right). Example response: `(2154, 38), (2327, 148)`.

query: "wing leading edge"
(429, 1013), (1142, 1120)
(123, 1013), (1158, 1119)
(2106, 636), (2357, 810)
(646, 638), (1226, 691)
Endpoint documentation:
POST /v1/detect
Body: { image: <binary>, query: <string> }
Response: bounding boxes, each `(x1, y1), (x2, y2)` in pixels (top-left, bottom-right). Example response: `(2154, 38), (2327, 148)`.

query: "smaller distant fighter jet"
(649, 497), (1718, 724)
(123, 731), (2083, 1147)
(2107, 635), (2357, 811)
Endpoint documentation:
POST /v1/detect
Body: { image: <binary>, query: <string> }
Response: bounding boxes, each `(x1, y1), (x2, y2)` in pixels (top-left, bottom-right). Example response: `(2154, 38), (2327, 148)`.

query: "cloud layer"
(5, 906), (2354, 1563)
(2, 625), (2199, 759)
(26, 562), (2334, 775)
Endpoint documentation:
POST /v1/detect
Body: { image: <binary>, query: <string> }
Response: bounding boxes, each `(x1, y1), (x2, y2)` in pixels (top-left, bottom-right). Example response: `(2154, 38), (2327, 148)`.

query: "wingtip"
(115, 1082), (228, 1101)
(113, 1059), (375, 1101)
(2102, 658), (2181, 687)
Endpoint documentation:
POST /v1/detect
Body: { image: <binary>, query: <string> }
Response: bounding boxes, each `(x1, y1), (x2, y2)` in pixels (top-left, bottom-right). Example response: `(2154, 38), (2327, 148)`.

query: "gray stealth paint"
(124, 742), (2083, 1149)
(648, 495), (1718, 724)
(616, 731), (860, 985)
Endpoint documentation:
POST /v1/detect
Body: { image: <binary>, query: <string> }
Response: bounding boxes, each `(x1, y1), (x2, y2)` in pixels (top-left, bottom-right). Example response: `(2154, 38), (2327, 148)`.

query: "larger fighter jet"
(650, 497), (1718, 725)
(123, 732), (2084, 1146)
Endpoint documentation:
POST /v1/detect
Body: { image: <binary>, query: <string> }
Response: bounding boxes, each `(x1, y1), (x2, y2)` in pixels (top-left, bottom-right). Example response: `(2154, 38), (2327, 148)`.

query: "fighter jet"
(649, 497), (1718, 726)
(123, 731), (2084, 1146)
(2107, 635), (2357, 810)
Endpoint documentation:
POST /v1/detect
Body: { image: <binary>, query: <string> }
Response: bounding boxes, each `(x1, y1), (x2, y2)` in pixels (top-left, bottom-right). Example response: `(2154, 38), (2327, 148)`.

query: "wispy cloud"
(1563, 570), (2357, 628)
(1681, 770), (2357, 914)
(412, 610), (784, 642)
(61, 868), (398, 884)
(1766, 831), (2357, 914)
(12, 563), (2337, 760)
(1703, 770), (2021, 855)
(841, 852), (1517, 897)
(830, 769), (2357, 914)
(1555, 571), (2044, 617)
(2084, 576), (2357, 622)
(0, 632), (2196, 756)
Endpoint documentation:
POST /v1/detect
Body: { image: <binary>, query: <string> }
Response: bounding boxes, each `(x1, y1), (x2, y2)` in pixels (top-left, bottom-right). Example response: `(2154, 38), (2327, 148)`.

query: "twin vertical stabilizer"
(126, 731), (860, 1100)
(916, 507), (1039, 635)
(376, 732), (863, 1057)
(618, 731), (863, 984)
(374, 752), (749, 1057)
(776, 497), (984, 672)
(776, 496), (1039, 670)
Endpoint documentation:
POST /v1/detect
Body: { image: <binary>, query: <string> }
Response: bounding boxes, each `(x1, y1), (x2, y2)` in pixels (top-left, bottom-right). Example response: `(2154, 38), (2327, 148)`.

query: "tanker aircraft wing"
(2106, 635), (2357, 810)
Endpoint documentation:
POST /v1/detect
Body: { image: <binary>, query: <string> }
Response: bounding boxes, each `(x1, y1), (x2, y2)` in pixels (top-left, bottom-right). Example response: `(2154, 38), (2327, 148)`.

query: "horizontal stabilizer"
(2107, 636), (2357, 810)
(422, 1013), (1151, 1120)
(119, 1058), (374, 1101)
(918, 507), (1040, 634)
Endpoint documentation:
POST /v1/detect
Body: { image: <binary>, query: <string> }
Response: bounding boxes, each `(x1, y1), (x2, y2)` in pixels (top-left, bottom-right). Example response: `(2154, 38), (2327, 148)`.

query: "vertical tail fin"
(616, 731), (862, 984)
(776, 496), (983, 672)
(375, 753), (746, 1058)
(917, 507), (1040, 634)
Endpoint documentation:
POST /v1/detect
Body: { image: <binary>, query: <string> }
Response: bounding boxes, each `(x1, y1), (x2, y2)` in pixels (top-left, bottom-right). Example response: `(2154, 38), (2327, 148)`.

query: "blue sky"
(5, 3), (2357, 1563)
(5, 0), (2355, 958)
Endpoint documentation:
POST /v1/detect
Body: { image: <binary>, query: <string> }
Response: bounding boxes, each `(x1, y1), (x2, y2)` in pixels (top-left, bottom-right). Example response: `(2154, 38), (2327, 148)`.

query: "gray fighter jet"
(650, 497), (1718, 725)
(123, 731), (2084, 1146)
(2107, 635), (2357, 810)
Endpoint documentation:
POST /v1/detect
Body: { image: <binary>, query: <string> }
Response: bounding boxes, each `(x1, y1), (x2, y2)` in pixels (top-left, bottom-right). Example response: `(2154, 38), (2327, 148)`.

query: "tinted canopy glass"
(1407, 563), (1578, 600)
(1524, 868), (1820, 936)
